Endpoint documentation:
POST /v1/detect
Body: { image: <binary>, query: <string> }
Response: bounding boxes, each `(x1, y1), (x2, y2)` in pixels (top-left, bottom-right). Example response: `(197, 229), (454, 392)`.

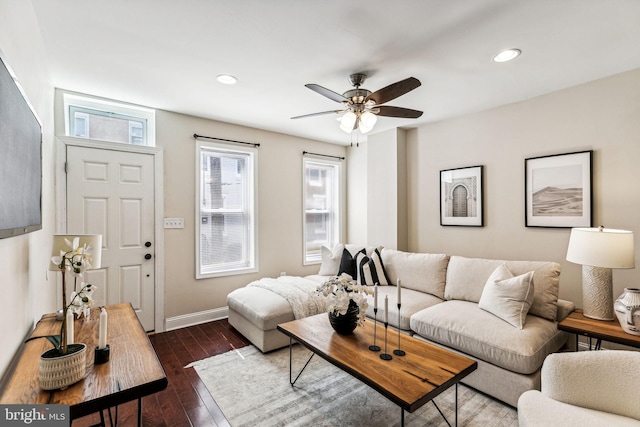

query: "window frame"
(63, 92), (156, 146)
(196, 140), (258, 278)
(302, 157), (343, 265)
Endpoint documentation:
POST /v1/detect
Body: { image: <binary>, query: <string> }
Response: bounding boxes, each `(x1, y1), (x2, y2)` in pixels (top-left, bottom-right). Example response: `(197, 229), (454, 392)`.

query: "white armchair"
(518, 350), (640, 426)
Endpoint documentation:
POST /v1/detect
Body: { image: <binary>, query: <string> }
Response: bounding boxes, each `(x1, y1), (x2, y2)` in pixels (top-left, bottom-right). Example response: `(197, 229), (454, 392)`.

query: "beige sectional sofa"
(227, 245), (574, 407)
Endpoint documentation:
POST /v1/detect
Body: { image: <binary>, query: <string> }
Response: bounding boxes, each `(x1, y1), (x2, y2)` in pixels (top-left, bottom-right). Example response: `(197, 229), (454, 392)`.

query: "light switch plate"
(164, 217), (184, 229)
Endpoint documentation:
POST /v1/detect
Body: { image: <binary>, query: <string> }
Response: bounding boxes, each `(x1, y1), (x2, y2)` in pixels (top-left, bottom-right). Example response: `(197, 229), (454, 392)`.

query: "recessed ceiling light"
(216, 74), (238, 85)
(493, 48), (521, 63)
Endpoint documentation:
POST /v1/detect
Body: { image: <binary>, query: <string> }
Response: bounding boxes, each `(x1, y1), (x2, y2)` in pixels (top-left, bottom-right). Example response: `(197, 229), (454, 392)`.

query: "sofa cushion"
(227, 287), (294, 330)
(444, 256), (561, 321)
(355, 251), (369, 284)
(478, 267), (535, 329)
(367, 286), (443, 330)
(318, 244), (378, 277)
(381, 248), (449, 298)
(338, 247), (365, 278)
(318, 244), (344, 276)
(360, 248), (391, 286)
(410, 300), (567, 374)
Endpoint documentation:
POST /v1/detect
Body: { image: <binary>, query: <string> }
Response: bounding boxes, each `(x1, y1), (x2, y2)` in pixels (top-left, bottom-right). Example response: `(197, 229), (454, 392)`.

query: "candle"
(98, 307), (108, 349)
(384, 296), (388, 324)
(66, 309), (74, 346)
(374, 284), (378, 310)
(397, 279), (402, 305)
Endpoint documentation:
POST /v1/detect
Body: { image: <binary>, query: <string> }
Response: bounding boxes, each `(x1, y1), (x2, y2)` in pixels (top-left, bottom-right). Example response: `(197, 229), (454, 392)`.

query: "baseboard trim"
(577, 341), (609, 351)
(165, 306), (229, 331)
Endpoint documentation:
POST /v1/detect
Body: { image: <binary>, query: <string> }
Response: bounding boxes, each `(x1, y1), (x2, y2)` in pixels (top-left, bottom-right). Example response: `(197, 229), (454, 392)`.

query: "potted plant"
(27, 236), (98, 390)
(316, 273), (371, 334)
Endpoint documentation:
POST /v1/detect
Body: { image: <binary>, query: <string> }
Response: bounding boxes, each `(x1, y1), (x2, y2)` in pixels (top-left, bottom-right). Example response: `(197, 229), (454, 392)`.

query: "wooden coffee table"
(277, 314), (477, 426)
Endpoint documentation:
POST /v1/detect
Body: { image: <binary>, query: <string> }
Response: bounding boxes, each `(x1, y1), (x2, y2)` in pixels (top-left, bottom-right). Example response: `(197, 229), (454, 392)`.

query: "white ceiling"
(31, 0), (640, 145)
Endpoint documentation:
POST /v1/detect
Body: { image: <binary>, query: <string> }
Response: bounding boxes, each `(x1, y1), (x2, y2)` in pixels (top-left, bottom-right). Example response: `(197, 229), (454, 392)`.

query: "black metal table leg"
(288, 337), (314, 386)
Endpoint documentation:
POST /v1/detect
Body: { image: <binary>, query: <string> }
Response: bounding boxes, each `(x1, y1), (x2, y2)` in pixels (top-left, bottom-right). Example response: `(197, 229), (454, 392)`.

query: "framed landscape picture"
(440, 165), (483, 226)
(525, 150), (592, 228)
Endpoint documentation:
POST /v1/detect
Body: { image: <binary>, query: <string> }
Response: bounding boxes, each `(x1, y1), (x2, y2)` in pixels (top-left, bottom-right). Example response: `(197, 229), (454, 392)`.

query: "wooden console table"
(0, 303), (167, 425)
(558, 308), (640, 350)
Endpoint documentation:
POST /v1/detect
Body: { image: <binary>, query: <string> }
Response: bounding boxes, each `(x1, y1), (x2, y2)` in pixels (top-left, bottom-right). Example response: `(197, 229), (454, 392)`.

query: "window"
(63, 93), (155, 146)
(303, 158), (341, 264)
(196, 142), (257, 278)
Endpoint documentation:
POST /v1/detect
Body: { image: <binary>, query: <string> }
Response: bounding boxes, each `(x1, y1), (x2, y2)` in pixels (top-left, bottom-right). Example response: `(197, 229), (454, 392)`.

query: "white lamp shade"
(50, 234), (103, 271)
(566, 227), (635, 269)
(358, 111), (378, 134)
(339, 111), (357, 133)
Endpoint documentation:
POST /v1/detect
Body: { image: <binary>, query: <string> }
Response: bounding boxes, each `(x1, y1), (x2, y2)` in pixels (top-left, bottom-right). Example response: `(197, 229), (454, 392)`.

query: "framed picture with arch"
(440, 165), (484, 226)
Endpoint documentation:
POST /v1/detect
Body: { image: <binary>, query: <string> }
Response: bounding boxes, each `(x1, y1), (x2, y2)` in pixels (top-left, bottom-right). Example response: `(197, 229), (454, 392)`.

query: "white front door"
(66, 145), (156, 331)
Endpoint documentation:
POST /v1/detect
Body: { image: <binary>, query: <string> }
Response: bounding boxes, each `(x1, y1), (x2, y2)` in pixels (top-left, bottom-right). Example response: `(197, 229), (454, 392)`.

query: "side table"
(0, 303), (167, 426)
(558, 309), (640, 350)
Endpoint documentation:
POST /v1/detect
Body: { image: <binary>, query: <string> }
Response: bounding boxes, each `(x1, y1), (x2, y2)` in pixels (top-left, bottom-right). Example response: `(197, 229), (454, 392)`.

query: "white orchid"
(37, 236), (98, 354)
(51, 237), (95, 278)
(316, 273), (372, 327)
(68, 284), (97, 318)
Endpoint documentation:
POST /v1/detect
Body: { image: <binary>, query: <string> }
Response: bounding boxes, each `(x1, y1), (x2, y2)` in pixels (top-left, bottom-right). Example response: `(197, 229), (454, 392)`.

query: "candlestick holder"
(94, 344), (110, 365)
(369, 308), (381, 352)
(393, 303), (406, 356)
(380, 322), (392, 361)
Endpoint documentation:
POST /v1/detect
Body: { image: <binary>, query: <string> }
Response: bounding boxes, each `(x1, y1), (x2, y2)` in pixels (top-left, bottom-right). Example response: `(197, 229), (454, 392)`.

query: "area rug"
(189, 345), (517, 426)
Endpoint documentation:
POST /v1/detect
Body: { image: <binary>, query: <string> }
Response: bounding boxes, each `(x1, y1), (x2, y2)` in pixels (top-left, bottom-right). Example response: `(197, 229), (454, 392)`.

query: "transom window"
(63, 93), (155, 146)
(196, 142), (257, 278)
(303, 158), (341, 264)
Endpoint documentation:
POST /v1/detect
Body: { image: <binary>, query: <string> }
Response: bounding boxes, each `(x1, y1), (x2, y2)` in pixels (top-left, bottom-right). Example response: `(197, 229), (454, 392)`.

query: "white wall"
(157, 110), (346, 319)
(405, 68), (640, 306)
(347, 142), (368, 245)
(361, 128), (408, 250)
(0, 0), (56, 375)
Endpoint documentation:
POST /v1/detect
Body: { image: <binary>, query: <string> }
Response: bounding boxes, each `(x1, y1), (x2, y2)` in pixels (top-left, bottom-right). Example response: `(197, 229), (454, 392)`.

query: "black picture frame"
(525, 150), (593, 228)
(440, 165), (484, 227)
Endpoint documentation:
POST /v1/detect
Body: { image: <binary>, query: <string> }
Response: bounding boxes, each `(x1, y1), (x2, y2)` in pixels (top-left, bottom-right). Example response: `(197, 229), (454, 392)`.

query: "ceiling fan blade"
(376, 105), (423, 118)
(291, 110), (343, 119)
(305, 84), (348, 103)
(366, 77), (421, 105)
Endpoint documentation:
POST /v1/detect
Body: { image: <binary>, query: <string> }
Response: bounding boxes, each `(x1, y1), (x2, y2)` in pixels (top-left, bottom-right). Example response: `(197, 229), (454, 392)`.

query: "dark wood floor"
(73, 319), (251, 427)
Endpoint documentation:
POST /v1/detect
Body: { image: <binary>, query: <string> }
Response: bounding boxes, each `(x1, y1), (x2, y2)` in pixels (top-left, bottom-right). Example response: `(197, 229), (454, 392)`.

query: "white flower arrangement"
(40, 237), (97, 355)
(316, 273), (372, 326)
(51, 237), (97, 317)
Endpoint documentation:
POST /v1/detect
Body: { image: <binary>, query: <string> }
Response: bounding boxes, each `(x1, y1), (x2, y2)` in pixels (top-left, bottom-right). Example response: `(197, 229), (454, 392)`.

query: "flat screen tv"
(0, 52), (42, 239)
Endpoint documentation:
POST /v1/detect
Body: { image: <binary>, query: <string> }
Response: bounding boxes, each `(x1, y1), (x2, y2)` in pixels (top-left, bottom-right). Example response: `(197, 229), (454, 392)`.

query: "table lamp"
(566, 226), (635, 320)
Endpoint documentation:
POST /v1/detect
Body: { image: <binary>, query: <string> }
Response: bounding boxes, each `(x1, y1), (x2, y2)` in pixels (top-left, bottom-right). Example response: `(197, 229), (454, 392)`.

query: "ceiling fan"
(291, 73), (423, 134)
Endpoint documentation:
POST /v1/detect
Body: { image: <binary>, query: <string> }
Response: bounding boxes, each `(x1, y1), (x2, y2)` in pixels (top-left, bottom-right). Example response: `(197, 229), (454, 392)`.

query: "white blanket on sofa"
(247, 276), (328, 319)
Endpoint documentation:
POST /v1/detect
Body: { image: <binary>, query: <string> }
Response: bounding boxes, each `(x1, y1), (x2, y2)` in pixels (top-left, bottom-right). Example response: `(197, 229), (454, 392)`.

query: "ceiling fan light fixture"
(493, 48), (521, 63)
(339, 111), (357, 133)
(216, 74), (238, 85)
(358, 111), (378, 133)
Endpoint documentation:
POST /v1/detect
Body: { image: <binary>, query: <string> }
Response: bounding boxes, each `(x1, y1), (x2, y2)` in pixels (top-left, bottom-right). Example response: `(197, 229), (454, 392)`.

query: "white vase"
(614, 288), (640, 336)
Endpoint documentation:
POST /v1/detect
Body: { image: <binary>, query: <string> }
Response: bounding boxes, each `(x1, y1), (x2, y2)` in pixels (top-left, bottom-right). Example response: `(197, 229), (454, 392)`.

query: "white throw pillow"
(478, 267), (535, 329)
(318, 243), (344, 276)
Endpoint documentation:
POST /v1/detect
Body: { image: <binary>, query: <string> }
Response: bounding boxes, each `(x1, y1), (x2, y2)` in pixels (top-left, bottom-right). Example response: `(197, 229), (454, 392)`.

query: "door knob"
(145, 241), (152, 247)
(145, 254), (152, 260)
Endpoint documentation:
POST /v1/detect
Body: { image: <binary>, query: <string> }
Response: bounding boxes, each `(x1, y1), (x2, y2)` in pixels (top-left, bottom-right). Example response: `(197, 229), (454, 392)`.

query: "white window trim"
(63, 92), (156, 146)
(302, 157), (343, 266)
(196, 140), (258, 278)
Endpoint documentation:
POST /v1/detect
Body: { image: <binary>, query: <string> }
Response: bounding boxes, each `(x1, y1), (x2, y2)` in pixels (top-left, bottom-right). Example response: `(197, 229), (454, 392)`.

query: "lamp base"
(582, 265), (614, 321)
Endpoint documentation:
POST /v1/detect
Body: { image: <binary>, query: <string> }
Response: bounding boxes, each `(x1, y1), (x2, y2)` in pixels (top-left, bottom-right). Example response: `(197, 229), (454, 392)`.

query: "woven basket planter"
(39, 343), (87, 390)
